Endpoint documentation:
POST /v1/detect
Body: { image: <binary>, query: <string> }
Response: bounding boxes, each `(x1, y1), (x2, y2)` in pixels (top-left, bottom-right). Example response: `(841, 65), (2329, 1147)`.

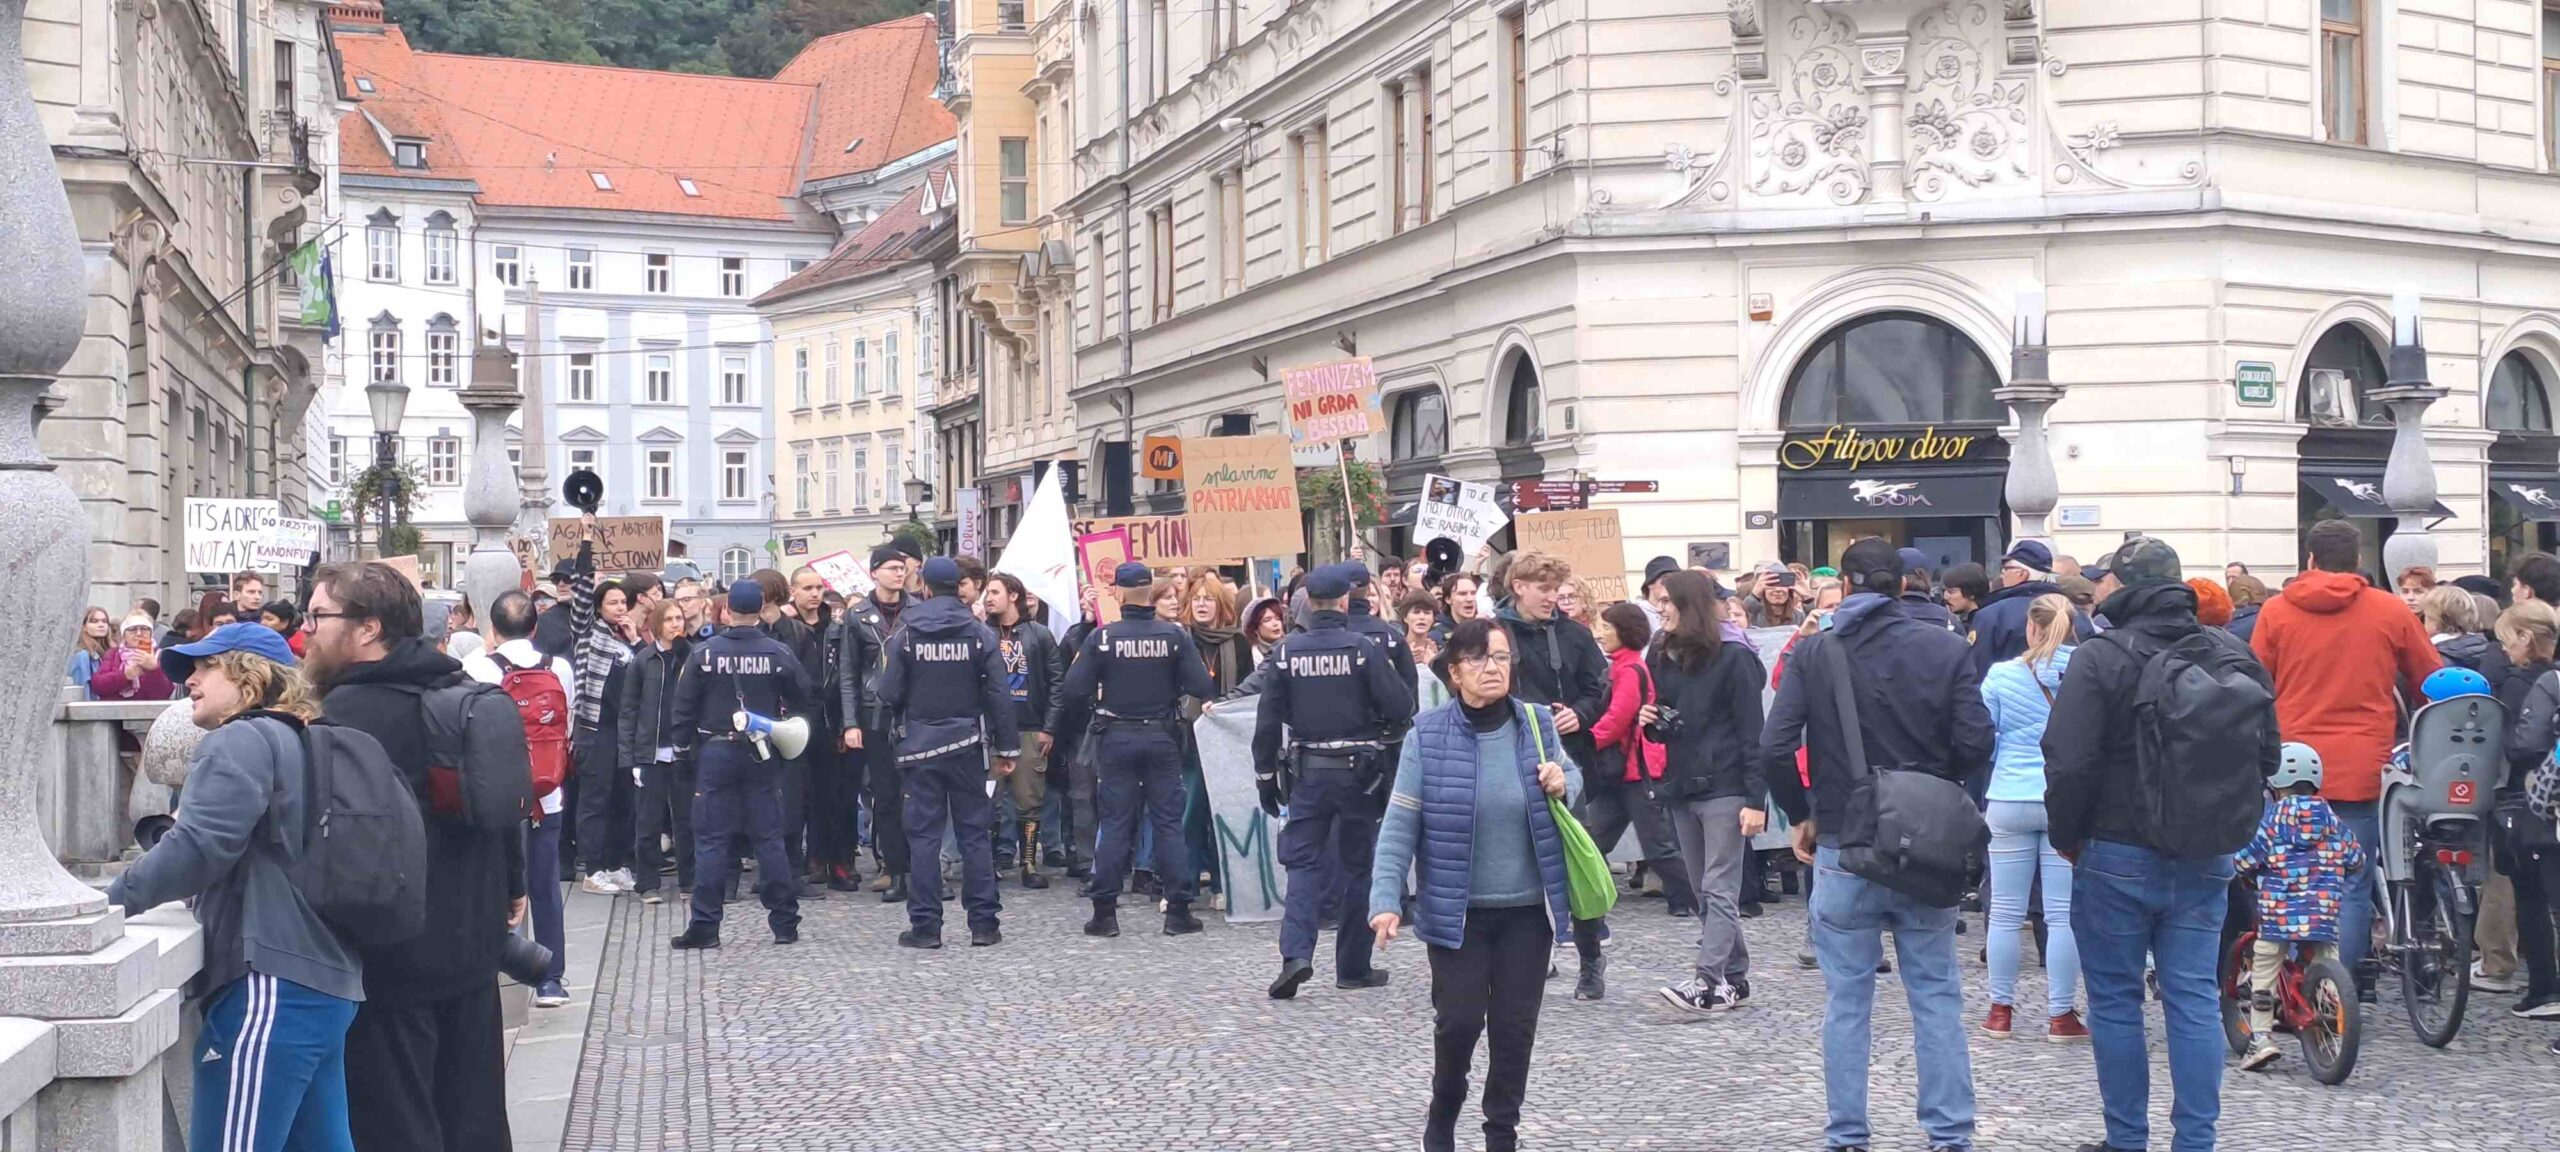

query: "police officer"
(1256, 564), (1415, 999)
(670, 580), (817, 949)
(877, 557), (1020, 949)
(1341, 561), (1418, 690)
(1055, 562), (1215, 939)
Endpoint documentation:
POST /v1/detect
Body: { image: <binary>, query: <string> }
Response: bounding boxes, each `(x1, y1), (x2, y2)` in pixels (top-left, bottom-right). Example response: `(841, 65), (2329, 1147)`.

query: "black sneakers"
(1163, 904), (1205, 936)
(1574, 953), (1607, 1001)
(896, 928), (941, 950)
(1268, 958), (1315, 1000)
(970, 925), (1001, 948)
(772, 926), (799, 945)
(669, 929), (720, 950)
(1337, 970), (1391, 990)
(1658, 977), (1748, 1013)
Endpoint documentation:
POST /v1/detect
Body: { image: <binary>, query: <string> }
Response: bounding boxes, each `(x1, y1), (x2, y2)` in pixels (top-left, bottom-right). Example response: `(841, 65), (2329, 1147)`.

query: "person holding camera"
(1638, 571), (1770, 1014)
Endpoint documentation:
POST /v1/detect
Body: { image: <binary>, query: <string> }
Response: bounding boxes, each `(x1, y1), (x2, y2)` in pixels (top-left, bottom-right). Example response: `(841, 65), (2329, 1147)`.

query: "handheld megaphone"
(563, 469), (603, 514)
(733, 710), (811, 761)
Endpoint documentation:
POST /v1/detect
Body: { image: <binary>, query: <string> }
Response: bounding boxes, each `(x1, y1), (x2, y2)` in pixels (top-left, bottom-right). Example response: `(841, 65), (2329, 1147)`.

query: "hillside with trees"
(384, 0), (932, 77)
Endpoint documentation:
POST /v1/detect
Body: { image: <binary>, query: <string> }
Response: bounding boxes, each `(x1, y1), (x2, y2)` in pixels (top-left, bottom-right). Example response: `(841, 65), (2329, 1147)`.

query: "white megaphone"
(733, 710), (812, 761)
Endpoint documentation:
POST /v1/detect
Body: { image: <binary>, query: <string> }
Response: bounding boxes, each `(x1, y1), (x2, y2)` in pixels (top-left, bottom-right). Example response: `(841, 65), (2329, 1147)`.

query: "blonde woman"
(1979, 593), (2086, 1040)
(67, 605), (112, 698)
(107, 622), (369, 1152)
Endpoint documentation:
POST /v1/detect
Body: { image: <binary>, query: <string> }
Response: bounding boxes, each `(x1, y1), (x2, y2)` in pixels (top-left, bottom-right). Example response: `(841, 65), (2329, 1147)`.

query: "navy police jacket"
(877, 595), (1020, 763)
(1054, 605), (1215, 733)
(669, 625), (817, 749)
(1250, 611), (1415, 776)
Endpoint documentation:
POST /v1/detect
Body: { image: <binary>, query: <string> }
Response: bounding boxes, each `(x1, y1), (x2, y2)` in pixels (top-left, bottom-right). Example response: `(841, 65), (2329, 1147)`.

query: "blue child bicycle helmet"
(2421, 666), (2492, 702)
(2270, 741), (2324, 793)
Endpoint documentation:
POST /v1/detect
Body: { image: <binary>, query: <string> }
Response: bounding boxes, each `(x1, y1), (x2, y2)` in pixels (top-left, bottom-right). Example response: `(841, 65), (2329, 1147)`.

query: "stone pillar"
(516, 276), (550, 544)
(460, 346), (525, 618)
(1995, 290), (2063, 543)
(1396, 68), (1426, 233)
(1, 8), (199, 1146)
(2376, 294), (2444, 584)
(1856, 35), (1913, 213)
(1298, 130), (1325, 267)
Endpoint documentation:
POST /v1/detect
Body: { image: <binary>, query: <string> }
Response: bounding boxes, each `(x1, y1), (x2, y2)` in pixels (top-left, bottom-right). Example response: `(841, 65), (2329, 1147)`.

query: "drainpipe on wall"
(1116, 0), (1134, 455)
(242, 1), (258, 499)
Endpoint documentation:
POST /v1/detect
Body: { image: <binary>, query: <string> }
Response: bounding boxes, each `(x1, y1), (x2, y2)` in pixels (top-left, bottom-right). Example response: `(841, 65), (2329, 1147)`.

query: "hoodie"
(876, 594), (1020, 762)
(2237, 793), (2369, 943)
(2250, 569), (2442, 801)
(316, 639), (526, 1005)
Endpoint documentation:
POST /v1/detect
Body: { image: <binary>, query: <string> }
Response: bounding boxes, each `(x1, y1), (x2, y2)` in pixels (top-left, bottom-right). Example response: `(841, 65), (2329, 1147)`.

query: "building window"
(1209, 0), (1240, 56)
(883, 443), (902, 502)
(1784, 312), (2003, 426)
(508, 446), (521, 471)
(327, 436), (345, 485)
(721, 354), (749, 405)
(1502, 10), (1529, 185)
(366, 216), (398, 281)
(645, 253), (671, 294)
(369, 325), (400, 385)
(645, 354), (675, 403)
(2298, 324), (2392, 427)
(567, 248), (595, 290)
(1214, 166), (1244, 298)
(424, 219), (457, 284)
(677, 177), (701, 198)
(1389, 69), (1432, 232)
(590, 171), (615, 192)
(2321, 0), (2366, 145)
(1149, 204), (1175, 322)
(1149, 0), (1170, 101)
(493, 244), (520, 287)
(274, 39), (296, 115)
(722, 449), (750, 500)
(852, 446), (870, 509)
(394, 140), (424, 169)
(567, 352), (597, 402)
(1000, 138), (1030, 224)
(428, 437), (458, 485)
(823, 445), (841, 509)
(2546, 4), (2560, 166)
(787, 256), (812, 274)
(823, 340), (840, 402)
(1390, 388), (1449, 458)
(568, 446), (598, 477)
(1292, 122), (1330, 269)
(720, 547), (752, 583)
(999, 0), (1025, 29)
(1502, 354), (1544, 445)
(2491, 351), (2555, 433)
(794, 448), (811, 514)
(884, 331), (900, 393)
(646, 448), (674, 499)
(720, 257), (745, 297)
(854, 339), (870, 397)
(794, 347), (810, 407)
(426, 328), (459, 386)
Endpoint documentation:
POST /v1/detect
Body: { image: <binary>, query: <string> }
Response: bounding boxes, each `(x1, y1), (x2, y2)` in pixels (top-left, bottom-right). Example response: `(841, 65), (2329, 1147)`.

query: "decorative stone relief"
(1905, 0), (2030, 201)
(1730, 1), (1762, 40)
(1745, 5), (1869, 206)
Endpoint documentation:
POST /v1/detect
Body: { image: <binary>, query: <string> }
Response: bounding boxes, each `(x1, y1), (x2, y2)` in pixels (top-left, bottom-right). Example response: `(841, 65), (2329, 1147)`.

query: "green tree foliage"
(385, 0), (931, 77)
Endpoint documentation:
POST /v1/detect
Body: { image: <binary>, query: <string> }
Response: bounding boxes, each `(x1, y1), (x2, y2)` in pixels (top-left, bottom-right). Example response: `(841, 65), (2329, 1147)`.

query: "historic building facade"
(1047, 0), (2560, 584)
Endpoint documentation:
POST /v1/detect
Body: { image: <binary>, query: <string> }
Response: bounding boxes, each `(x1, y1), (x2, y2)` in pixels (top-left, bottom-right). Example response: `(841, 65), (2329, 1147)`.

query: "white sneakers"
(579, 868), (638, 896)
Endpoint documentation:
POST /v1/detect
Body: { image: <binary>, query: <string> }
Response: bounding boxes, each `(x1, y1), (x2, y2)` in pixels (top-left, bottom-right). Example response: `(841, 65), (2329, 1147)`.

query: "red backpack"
(495, 653), (572, 799)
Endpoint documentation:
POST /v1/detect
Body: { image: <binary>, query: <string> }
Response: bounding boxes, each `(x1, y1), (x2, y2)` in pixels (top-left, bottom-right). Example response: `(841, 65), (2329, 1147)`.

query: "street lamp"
(904, 474), (932, 524)
(365, 378), (410, 552)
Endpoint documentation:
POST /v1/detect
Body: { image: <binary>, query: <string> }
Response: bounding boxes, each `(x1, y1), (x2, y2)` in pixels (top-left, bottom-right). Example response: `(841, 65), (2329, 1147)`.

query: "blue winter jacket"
(1370, 699), (1581, 950)
(1980, 647), (2073, 804)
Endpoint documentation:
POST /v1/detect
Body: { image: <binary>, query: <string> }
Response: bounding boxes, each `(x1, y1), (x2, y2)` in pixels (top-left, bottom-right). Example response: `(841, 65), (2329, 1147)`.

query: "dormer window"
(394, 140), (424, 169)
(677, 177), (701, 197)
(590, 171), (614, 191)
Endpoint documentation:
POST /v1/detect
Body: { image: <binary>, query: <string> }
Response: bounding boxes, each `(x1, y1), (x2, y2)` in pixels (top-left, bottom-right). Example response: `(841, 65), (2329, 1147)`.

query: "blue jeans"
(2328, 800), (2380, 978)
(524, 817), (566, 986)
(1987, 800), (2079, 1017)
(1809, 846), (1975, 1149)
(2072, 840), (2233, 1152)
(191, 974), (358, 1152)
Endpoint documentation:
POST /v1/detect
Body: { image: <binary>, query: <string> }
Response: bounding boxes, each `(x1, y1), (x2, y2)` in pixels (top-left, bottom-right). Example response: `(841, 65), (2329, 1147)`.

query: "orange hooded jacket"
(2249, 569), (2442, 801)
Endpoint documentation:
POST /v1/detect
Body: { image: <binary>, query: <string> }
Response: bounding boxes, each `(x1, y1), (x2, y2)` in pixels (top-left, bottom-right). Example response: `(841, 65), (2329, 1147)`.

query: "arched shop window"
(1391, 389), (1448, 458)
(1783, 311), (2001, 426)
(2296, 324), (2392, 427)
(1501, 355), (1543, 445)
(2489, 351), (2554, 433)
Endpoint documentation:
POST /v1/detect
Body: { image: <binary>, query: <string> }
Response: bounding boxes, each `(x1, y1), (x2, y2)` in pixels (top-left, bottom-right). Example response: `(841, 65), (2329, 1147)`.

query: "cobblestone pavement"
(562, 878), (2560, 1151)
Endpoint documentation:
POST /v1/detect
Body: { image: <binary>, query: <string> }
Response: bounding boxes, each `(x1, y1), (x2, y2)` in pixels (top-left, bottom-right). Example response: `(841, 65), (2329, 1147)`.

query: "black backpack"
(284, 719), (429, 946)
(1819, 637), (1987, 908)
(2119, 628), (2277, 858)
(387, 680), (537, 832)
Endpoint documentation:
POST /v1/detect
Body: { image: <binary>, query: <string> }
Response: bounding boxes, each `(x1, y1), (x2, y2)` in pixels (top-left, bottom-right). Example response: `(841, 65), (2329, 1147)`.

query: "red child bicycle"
(2219, 927), (2361, 1085)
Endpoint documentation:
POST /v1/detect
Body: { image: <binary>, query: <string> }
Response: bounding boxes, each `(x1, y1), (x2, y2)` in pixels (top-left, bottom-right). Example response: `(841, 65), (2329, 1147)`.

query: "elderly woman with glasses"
(1370, 618), (1581, 1152)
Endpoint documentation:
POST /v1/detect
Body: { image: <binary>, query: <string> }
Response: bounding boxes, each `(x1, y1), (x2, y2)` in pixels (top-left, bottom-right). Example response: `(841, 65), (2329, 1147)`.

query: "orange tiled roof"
(774, 14), (955, 184)
(757, 171), (948, 303)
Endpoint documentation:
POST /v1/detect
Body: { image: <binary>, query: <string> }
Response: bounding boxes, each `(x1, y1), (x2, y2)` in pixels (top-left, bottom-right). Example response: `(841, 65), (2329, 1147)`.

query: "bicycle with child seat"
(2220, 925), (2360, 1085)
(2377, 694), (2502, 1047)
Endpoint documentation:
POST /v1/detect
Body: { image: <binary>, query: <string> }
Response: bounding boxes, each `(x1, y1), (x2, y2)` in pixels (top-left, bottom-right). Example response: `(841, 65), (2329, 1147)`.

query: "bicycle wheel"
(2399, 861), (2473, 1048)
(2300, 951), (2362, 1085)
(2221, 932), (2256, 1056)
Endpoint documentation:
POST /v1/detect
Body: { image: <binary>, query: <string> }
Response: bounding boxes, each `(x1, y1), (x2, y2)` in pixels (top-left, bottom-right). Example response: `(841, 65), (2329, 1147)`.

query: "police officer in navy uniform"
(878, 556), (1020, 949)
(670, 581), (817, 949)
(1055, 562), (1216, 939)
(1256, 564), (1415, 999)
(1341, 560), (1418, 690)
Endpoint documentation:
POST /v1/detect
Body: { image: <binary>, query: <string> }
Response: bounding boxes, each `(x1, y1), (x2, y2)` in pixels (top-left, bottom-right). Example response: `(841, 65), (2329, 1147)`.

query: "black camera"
(498, 931), (555, 987)
(1642, 705), (1684, 743)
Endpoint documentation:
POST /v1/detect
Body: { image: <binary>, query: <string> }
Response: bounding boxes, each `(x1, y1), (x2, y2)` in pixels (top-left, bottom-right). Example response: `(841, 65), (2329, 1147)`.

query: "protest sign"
(807, 550), (876, 598)
(1514, 508), (1629, 602)
(253, 516), (322, 569)
(1069, 515), (1202, 568)
(1414, 475), (1505, 559)
(185, 499), (283, 574)
(1192, 698), (1287, 922)
(1182, 436), (1302, 562)
(1075, 528), (1133, 619)
(1282, 357), (1384, 443)
(545, 516), (665, 573)
(380, 554), (423, 592)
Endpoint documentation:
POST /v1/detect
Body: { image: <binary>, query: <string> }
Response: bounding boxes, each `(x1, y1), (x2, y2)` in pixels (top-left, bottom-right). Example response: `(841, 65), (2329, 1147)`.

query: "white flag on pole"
(995, 466), (1082, 635)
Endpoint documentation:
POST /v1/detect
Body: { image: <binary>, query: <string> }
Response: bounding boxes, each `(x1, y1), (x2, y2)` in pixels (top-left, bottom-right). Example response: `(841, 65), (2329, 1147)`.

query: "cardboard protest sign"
(807, 550), (876, 598)
(185, 499), (283, 573)
(1075, 528), (1133, 619)
(1514, 508), (1629, 603)
(1069, 515), (1202, 568)
(380, 554), (423, 592)
(1414, 474), (1504, 559)
(545, 516), (665, 574)
(1282, 357), (1384, 443)
(253, 516), (322, 569)
(1182, 436), (1302, 562)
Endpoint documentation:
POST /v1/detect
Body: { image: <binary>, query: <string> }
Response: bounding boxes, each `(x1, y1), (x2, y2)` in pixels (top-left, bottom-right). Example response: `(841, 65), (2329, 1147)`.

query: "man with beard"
(835, 546), (914, 901)
(751, 568), (828, 900)
(306, 561), (524, 1152)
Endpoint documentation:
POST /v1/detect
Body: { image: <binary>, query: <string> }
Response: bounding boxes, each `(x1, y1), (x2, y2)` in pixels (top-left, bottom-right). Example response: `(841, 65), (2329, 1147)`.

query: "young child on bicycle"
(2234, 741), (2369, 1071)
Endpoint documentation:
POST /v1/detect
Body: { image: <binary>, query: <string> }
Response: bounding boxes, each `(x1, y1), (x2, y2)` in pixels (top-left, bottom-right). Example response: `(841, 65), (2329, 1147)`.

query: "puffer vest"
(1408, 699), (1573, 950)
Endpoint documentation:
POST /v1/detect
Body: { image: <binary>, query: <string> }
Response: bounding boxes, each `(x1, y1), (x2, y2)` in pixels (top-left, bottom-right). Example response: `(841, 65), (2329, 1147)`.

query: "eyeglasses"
(305, 609), (368, 622)
(1457, 652), (1509, 670)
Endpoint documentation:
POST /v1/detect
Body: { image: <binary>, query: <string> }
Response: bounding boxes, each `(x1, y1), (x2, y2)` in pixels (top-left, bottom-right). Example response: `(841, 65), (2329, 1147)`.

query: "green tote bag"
(1525, 705), (1616, 922)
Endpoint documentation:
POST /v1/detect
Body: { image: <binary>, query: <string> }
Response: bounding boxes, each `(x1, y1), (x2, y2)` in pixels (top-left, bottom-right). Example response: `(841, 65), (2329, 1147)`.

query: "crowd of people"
(79, 510), (2560, 1152)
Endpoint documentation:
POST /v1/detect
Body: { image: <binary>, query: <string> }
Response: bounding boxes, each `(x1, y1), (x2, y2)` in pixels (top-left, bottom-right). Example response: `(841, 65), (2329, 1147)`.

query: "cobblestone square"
(558, 880), (2560, 1151)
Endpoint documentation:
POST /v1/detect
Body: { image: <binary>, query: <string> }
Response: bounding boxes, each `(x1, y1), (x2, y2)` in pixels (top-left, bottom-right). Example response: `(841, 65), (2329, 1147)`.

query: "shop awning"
(2297, 468), (2455, 519)
(1777, 470), (2005, 521)
(2490, 477), (2560, 522)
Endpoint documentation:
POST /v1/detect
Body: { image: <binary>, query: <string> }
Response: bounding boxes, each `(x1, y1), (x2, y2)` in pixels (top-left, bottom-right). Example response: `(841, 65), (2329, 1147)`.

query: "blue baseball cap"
(1304, 564), (1353, 600)
(161, 621), (298, 683)
(1111, 562), (1152, 589)
(921, 556), (963, 588)
(728, 580), (764, 615)
(1337, 561), (1374, 587)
